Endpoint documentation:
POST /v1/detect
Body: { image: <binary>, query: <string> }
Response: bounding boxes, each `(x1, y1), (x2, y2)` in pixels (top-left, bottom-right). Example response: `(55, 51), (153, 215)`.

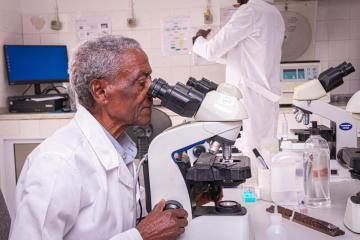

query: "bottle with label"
(265, 213), (288, 240)
(303, 121), (331, 208)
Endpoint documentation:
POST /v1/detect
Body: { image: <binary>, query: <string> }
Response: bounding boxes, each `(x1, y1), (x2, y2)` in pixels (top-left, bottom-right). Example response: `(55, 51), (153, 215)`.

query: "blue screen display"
(4, 45), (69, 84)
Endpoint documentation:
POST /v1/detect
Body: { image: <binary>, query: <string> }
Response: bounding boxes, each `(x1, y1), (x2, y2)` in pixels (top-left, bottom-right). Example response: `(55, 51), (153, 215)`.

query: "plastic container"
(303, 121), (331, 208)
(265, 213), (288, 240)
(271, 150), (303, 205)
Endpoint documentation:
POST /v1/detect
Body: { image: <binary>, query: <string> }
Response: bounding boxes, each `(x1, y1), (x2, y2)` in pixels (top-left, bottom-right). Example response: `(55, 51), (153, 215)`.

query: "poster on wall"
(161, 16), (191, 56)
(75, 16), (112, 41)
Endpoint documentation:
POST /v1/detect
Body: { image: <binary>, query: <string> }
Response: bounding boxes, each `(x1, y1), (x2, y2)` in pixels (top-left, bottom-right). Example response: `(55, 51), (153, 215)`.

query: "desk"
(224, 181), (360, 240)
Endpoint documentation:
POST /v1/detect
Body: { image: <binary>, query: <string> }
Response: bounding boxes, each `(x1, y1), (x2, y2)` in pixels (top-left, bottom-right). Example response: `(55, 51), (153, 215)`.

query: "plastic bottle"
(303, 121), (331, 208)
(271, 150), (303, 205)
(265, 213), (288, 240)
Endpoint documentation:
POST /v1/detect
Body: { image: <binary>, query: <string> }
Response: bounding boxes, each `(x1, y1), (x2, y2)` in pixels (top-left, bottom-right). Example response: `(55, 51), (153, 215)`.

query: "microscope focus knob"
(164, 200), (184, 210)
(192, 145), (206, 158)
(351, 194), (360, 204)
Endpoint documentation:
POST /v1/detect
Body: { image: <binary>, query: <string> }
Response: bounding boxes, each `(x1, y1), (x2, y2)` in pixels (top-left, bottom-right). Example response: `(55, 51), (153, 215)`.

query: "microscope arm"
(293, 99), (357, 152)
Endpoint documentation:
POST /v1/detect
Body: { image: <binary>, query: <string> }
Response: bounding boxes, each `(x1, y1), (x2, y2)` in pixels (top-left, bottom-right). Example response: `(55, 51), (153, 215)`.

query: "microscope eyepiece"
(186, 77), (218, 95)
(319, 62), (355, 92)
(147, 78), (205, 118)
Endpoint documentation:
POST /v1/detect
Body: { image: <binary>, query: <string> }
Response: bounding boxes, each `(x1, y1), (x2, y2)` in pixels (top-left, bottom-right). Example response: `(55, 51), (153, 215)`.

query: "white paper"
(31, 96), (65, 102)
(75, 16), (112, 41)
(161, 16), (191, 56)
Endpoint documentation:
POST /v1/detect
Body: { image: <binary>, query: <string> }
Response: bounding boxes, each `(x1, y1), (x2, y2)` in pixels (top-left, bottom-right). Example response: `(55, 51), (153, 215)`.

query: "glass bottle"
(303, 121), (331, 208)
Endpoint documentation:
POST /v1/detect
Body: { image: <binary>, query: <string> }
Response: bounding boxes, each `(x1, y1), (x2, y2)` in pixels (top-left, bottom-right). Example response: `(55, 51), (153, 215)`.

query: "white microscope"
(145, 78), (253, 240)
(292, 62), (357, 180)
(293, 62), (360, 233)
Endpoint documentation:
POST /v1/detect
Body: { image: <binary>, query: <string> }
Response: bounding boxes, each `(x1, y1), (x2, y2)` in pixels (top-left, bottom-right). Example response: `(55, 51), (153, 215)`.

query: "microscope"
(145, 78), (253, 240)
(292, 62), (357, 180)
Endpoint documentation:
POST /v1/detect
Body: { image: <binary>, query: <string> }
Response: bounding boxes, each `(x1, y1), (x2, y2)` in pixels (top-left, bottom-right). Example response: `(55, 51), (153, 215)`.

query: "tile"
(315, 41), (329, 61)
(40, 33), (60, 45)
(349, 79), (360, 93)
(113, 29), (151, 49)
(151, 67), (172, 82)
(326, 0), (351, 20)
(151, 9), (172, 29)
(347, 59), (360, 80)
(327, 20), (350, 40)
(23, 34), (41, 44)
(316, 0), (328, 21)
(350, 0), (360, 19)
(350, 19), (360, 40)
(348, 40), (360, 60)
(171, 66), (191, 85)
(328, 40), (349, 60)
(170, 54), (191, 67)
(190, 64), (226, 84)
(316, 21), (328, 41)
(146, 49), (171, 67)
(331, 79), (350, 94)
(150, 29), (161, 49)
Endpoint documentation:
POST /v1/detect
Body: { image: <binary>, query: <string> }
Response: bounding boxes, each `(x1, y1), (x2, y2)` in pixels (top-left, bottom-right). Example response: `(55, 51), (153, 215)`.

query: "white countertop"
(0, 108), (75, 120)
(224, 180), (360, 240)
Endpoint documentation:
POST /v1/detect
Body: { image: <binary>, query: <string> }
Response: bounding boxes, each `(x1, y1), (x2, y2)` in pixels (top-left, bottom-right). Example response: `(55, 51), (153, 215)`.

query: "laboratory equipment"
(3, 45), (69, 95)
(292, 62), (357, 180)
(271, 150), (303, 205)
(266, 205), (345, 237)
(337, 93), (360, 233)
(303, 121), (331, 208)
(280, 61), (322, 106)
(265, 212), (288, 240)
(145, 78), (252, 240)
(337, 148), (360, 233)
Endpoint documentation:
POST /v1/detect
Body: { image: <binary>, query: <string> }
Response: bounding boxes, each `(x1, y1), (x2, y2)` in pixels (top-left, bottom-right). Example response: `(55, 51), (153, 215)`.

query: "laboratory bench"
(224, 180), (360, 240)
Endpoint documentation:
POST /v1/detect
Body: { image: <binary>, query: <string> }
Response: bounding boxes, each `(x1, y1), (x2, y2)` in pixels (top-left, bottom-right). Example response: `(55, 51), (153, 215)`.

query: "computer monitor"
(3, 45), (69, 95)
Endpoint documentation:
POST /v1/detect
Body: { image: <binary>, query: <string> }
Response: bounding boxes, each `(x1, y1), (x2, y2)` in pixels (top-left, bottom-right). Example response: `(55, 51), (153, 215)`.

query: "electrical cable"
(133, 154), (148, 227)
(22, 84), (32, 95)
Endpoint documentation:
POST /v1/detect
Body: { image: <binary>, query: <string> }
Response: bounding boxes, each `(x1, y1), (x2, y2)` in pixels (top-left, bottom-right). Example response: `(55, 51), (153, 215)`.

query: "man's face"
(104, 48), (153, 126)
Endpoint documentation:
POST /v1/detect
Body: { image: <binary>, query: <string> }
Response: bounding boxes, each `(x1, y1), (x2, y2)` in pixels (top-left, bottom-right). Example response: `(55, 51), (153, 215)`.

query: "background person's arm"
(193, 6), (255, 61)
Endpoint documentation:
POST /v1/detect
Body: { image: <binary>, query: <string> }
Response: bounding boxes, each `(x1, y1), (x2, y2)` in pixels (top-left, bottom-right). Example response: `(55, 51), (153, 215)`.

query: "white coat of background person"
(192, 0), (285, 152)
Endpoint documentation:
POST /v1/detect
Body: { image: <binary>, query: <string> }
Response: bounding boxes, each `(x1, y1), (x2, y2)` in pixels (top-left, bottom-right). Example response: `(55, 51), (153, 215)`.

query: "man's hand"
(192, 29), (211, 44)
(136, 200), (188, 240)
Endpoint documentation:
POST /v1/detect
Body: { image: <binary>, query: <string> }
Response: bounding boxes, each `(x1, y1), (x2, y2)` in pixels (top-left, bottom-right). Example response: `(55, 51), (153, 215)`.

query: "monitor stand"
(34, 83), (42, 95)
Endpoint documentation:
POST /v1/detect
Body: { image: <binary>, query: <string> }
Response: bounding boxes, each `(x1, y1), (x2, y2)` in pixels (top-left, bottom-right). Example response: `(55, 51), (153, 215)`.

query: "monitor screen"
(4, 45), (69, 85)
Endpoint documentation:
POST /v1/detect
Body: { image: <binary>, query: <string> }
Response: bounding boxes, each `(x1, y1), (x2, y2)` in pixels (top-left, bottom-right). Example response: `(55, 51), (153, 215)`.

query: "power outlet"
(50, 19), (62, 30)
(127, 18), (137, 28)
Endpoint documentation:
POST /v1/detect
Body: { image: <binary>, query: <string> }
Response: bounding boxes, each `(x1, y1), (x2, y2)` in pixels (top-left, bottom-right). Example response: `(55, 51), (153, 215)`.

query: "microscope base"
(179, 214), (253, 240)
(344, 196), (360, 233)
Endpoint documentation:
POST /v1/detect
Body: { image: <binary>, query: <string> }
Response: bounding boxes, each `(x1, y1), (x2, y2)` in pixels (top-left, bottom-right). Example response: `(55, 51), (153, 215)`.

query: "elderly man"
(10, 35), (188, 240)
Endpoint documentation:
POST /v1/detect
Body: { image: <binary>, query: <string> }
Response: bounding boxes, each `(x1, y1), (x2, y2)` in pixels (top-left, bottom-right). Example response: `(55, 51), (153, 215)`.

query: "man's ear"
(89, 79), (109, 105)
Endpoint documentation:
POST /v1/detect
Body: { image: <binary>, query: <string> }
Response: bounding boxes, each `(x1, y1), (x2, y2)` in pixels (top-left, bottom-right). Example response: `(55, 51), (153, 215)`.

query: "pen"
(252, 148), (269, 169)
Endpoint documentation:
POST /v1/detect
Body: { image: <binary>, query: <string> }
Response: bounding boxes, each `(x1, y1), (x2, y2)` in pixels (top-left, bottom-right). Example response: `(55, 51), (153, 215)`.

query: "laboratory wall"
(19, 0), (238, 92)
(0, 0), (23, 108)
(315, 0), (360, 94)
(0, 0), (360, 108)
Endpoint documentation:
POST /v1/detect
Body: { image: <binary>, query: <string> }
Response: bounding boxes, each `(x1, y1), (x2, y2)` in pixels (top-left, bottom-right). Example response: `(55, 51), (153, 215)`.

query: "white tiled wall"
(1, 0), (360, 110)
(18, 0), (236, 87)
(0, 0), (23, 108)
(315, 0), (360, 94)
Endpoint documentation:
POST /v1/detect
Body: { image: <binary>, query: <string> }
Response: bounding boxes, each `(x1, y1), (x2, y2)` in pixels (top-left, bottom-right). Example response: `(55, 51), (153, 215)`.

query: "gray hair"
(69, 35), (141, 109)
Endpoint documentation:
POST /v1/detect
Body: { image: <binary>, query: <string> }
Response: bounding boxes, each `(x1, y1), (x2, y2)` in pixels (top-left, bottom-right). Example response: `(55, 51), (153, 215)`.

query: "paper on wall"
(75, 16), (112, 41)
(161, 16), (191, 56)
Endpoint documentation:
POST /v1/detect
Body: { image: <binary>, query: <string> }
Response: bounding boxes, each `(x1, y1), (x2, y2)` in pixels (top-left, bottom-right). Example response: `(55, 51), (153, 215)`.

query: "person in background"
(10, 35), (188, 240)
(192, 0), (285, 152)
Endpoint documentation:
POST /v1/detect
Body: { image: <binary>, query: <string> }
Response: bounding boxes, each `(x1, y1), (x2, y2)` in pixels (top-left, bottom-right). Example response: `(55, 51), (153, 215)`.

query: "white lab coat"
(193, 0), (285, 150)
(10, 105), (142, 240)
